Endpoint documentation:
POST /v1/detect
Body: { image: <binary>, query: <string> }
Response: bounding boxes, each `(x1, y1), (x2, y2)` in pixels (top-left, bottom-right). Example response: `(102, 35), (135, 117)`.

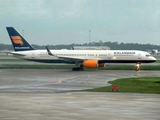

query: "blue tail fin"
(6, 27), (35, 51)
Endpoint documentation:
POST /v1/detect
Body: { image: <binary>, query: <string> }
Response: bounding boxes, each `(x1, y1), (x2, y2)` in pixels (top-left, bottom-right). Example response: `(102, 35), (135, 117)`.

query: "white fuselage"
(11, 49), (156, 64)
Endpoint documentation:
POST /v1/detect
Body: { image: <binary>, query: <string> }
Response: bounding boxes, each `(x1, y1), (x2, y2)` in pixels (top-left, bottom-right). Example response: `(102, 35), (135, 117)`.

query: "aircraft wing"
(53, 55), (85, 61)
(46, 46), (85, 61)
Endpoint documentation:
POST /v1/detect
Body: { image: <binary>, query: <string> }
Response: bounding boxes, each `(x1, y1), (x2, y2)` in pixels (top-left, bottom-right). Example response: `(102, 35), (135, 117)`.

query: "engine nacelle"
(83, 60), (98, 68)
(83, 60), (105, 68)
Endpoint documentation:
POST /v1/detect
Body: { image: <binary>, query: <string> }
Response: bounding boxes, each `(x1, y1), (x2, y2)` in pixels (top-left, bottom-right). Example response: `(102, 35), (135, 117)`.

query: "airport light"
(89, 30), (91, 49)
(22, 30), (24, 37)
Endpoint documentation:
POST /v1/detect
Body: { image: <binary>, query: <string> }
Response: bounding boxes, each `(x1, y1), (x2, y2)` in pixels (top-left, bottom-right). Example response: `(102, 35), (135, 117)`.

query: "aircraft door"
(138, 53), (141, 59)
(108, 53), (112, 59)
(31, 53), (35, 59)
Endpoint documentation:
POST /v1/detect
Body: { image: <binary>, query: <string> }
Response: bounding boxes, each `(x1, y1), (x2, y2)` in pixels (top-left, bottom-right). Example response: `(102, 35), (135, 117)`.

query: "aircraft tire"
(80, 68), (84, 71)
(135, 67), (140, 71)
(72, 67), (81, 71)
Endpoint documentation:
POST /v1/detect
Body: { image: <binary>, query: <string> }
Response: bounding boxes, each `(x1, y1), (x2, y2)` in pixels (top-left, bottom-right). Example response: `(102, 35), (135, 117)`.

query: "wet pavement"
(0, 69), (160, 120)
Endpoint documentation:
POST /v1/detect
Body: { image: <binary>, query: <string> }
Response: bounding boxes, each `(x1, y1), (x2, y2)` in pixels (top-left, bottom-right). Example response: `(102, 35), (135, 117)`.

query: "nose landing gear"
(135, 63), (141, 71)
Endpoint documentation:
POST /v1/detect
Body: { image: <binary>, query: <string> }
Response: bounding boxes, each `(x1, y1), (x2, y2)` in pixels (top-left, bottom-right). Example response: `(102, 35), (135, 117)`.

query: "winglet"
(71, 46), (74, 50)
(46, 46), (53, 56)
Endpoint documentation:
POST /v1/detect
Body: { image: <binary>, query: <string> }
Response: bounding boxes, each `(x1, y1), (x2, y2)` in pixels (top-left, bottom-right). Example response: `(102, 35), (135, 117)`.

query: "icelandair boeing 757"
(6, 27), (156, 71)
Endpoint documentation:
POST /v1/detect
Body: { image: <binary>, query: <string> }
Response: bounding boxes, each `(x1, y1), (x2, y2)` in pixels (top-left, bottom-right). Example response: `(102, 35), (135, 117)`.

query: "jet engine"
(83, 60), (105, 68)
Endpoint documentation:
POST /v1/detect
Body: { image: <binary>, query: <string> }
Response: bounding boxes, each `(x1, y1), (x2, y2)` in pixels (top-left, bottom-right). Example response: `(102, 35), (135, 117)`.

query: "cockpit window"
(146, 54), (151, 57)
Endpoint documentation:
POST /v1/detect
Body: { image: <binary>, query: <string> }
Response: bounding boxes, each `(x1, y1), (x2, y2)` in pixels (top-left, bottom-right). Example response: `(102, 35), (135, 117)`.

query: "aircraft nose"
(152, 56), (156, 61)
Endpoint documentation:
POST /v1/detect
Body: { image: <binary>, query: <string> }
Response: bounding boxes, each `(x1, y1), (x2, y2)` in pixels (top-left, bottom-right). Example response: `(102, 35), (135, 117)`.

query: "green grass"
(155, 60), (160, 63)
(84, 77), (160, 94)
(0, 59), (27, 62)
(0, 64), (75, 69)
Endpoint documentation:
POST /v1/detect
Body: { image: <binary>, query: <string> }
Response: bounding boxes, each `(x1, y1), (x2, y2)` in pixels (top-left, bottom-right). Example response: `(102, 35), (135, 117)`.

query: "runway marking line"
(0, 76), (80, 90)
(0, 74), (108, 90)
(39, 76), (79, 86)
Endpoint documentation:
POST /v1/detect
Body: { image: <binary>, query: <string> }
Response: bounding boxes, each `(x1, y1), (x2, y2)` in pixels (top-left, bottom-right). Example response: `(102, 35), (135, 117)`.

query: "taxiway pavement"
(0, 69), (160, 120)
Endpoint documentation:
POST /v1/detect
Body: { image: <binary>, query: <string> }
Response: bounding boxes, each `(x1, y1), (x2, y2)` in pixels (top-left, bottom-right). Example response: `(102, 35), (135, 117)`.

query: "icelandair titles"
(15, 47), (30, 49)
(114, 52), (135, 54)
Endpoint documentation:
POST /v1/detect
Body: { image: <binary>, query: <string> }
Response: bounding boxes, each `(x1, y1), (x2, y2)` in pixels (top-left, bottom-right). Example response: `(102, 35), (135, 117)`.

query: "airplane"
(6, 27), (156, 71)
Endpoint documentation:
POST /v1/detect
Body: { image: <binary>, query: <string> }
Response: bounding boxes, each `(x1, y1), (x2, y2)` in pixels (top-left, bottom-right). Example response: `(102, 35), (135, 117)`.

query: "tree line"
(0, 41), (159, 51)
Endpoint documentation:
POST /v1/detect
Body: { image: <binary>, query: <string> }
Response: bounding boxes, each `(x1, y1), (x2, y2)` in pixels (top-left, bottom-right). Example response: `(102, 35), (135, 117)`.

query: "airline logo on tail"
(11, 36), (24, 46)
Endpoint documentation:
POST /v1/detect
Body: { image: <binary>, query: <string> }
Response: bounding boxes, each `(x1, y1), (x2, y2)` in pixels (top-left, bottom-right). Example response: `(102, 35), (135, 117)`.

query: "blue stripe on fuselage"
(25, 59), (156, 64)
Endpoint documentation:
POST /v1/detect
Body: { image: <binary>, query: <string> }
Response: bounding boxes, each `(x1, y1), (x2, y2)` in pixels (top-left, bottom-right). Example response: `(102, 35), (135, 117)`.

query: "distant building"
(152, 49), (158, 55)
(73, 46), (110, 50)
(146, 49), (160, 56)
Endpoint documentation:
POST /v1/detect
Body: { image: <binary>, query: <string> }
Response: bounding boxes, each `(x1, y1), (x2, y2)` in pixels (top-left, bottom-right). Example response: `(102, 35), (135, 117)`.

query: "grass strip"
(84, 77), (160, 94)
(0, 59), (28, 62)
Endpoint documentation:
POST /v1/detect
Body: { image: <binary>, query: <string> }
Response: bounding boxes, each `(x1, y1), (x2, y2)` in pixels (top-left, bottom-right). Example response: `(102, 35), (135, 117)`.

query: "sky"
(0, 0), (160, 45)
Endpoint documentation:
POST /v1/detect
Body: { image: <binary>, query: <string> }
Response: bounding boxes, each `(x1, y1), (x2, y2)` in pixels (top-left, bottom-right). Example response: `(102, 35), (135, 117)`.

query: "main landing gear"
(135, 63), (141, 71)
(72, 65), (84, 71)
